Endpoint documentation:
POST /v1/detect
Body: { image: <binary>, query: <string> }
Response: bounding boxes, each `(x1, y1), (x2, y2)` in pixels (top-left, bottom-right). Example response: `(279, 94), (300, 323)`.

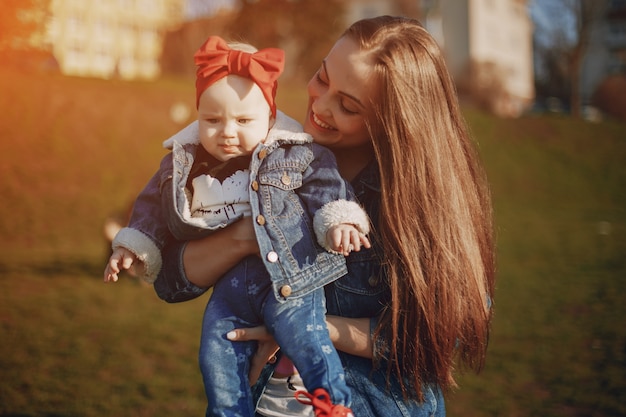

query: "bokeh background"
(1, 1), (625, 416)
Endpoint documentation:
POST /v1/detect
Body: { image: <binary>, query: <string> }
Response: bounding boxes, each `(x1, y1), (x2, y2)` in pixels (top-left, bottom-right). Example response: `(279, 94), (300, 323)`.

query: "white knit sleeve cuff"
(312, 199), (370, 252)
(112, 227), (162, 284)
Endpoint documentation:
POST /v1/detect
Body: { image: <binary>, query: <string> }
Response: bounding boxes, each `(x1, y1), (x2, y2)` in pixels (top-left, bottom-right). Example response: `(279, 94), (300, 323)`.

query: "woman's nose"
(308, 78), (331, 117)
(311, 92), (331, 118)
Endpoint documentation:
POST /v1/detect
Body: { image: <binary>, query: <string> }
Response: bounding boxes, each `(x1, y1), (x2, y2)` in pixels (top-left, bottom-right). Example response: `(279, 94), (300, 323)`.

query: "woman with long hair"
(154, 15), (495, 416)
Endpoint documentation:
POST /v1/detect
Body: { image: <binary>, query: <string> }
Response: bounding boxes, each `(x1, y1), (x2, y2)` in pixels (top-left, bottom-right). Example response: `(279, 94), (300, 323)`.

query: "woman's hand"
(227, 316), (374, 386)
(182, 217), (260, 288)
(228, 215), (260, 245)
(227, 326), (279, 385)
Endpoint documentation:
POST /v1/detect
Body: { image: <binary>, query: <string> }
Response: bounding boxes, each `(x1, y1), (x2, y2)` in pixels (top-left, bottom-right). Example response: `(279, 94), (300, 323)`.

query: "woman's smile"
(312, 112), (335, 130)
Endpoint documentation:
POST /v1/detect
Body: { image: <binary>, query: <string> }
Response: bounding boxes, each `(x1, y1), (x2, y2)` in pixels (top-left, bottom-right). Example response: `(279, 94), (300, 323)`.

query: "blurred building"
(423, 0), (534, 117)
(46, 0), (184, 80)
(346, 0), (535, 117)
(343, 0), (420, 23)
(44, 0), (535, 116)
(580, 0), (626, 106)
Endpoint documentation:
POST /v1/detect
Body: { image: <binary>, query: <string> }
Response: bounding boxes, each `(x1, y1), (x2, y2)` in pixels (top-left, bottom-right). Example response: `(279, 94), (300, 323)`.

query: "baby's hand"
(104, 248), (137, 283)
(326, 224), (371, 256)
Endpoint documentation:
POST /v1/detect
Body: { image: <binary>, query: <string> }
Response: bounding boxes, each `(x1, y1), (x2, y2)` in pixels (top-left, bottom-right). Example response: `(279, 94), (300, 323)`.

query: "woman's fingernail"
(227, 331), (236, 340)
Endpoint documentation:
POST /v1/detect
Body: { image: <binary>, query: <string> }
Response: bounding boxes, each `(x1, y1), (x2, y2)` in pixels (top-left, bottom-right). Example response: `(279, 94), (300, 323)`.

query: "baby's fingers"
(359, 233), (371, 249)
(103, 263), (120, 283)
(341, 230), (356, 255)
(121, 254), (134, 270)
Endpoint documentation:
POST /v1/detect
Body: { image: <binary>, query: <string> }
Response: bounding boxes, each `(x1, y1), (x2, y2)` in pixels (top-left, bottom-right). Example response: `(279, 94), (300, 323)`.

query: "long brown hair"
(343, 16), (496, 399)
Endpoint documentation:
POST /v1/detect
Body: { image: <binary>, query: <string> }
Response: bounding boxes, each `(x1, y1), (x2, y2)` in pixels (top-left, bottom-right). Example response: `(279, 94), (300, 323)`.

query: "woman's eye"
(340, 102), (358, 115)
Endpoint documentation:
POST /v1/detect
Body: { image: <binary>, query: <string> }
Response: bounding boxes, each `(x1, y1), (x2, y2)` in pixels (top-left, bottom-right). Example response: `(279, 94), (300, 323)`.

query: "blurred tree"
(397, 0), (421, 19)
(0, 0), (49, 52)
(531, 0), (602, 117)
(568, 0), (603, 118)
(533, 27), (571, 104)
(161, 13), (239, 79)
(225, 0), (346, 81)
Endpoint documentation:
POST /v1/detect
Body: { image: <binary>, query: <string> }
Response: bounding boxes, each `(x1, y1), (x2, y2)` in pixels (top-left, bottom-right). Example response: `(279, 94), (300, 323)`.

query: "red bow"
(194, 36), (285, 116)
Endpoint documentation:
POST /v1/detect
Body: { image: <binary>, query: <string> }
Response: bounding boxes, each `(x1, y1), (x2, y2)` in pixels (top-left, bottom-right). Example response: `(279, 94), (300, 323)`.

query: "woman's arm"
(182, 216), (260, 287)
(228, 316), (373, 359)
(325, 315), (373, 359)
(228, 314), (374, 383)
(155, 217), (260, 303)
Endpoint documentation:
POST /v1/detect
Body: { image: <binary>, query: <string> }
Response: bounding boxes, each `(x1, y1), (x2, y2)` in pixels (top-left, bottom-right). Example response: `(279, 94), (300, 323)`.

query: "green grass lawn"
(0, 67), (624, 417)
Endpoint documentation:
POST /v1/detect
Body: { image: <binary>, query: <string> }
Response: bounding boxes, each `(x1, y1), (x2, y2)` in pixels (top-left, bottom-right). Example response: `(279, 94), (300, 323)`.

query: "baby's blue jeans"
(199, 256), (351, 417)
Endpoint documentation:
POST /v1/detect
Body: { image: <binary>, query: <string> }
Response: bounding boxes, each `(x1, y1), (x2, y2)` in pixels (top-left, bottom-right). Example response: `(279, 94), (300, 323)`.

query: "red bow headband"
(194, 36), (285, 116)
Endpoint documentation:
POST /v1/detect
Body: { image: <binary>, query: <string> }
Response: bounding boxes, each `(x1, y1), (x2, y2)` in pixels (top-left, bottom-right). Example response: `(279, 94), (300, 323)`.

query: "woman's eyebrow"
(322, 60), (366, 109)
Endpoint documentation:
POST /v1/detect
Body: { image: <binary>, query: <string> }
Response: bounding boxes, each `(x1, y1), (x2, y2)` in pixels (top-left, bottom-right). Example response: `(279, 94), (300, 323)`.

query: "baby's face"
(198, 75), (272, 161)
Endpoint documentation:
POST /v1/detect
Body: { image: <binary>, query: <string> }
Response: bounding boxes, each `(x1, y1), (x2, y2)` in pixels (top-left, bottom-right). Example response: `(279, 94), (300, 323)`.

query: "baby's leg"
(199, 259), (269, 417)
(263, 288), (352, 406)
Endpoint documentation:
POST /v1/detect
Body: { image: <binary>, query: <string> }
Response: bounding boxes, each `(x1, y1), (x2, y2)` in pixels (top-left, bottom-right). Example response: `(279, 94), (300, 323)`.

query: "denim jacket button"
(267, 251), (278, 263)
(258, 149), (268, 160)
(256, 215), (266, 225)
(279, 285), (292, 297)
(251, 180), (259, 191)
(368, 275), (379, 286)
(281, 172), (291, 185)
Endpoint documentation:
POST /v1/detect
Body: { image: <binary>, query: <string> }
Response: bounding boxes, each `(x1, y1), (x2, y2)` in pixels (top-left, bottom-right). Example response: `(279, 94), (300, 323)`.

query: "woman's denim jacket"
(113, 111), (369, 303)
(154, 149), (445, 416)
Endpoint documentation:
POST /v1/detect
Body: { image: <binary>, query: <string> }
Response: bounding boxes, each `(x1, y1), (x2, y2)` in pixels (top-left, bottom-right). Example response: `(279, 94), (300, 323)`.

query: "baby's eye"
(205, 118), (220, 124)
(238, 118), (252, 124)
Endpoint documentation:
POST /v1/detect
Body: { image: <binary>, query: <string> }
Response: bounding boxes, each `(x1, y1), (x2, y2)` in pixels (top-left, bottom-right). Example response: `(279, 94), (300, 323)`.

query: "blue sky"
(184, 0), (236, 20)
(529, 0), (577, 47)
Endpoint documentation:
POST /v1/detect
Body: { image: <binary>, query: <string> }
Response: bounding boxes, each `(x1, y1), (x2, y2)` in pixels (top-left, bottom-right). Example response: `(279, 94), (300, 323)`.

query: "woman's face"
(303, 36), (375, 149)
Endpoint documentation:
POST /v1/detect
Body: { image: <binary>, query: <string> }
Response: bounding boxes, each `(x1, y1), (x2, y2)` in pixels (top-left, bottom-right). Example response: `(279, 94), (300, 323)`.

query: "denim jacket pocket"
(325, 249), (389, 318)
(257, 169), (307, 222)
(258, 169), (303, 191)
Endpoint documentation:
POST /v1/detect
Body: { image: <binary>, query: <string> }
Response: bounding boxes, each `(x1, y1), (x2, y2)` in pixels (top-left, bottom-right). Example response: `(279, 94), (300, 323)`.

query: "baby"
(104, 36), (367, 417)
